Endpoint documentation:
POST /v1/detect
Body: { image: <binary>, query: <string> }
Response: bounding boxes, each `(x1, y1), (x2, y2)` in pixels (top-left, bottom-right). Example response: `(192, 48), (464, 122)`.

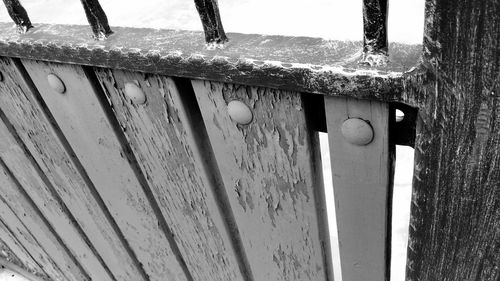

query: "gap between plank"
(10, 59), (152, 281)
(81, 66), (195, 281)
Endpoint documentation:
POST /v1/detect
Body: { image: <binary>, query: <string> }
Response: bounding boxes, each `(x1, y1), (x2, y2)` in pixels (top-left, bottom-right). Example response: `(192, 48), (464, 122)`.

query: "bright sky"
(0, 1), (423, 281)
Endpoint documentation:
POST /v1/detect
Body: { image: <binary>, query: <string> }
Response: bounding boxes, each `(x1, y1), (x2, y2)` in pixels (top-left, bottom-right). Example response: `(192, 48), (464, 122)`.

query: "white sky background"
(0, 1), (424, 281)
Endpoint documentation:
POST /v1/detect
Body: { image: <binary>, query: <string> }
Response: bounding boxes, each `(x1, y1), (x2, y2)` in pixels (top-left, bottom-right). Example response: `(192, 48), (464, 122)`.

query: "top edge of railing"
(0, 22), (422, 103)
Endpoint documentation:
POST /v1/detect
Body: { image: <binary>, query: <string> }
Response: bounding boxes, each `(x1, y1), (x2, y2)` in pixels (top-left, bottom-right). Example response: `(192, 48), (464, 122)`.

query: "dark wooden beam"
(362, 0), (389, 66)
(194, 0), (227, 44)
(80, 0), (113, 39)
(407, 0), (500, 280)
(2, 0), (32, 32)
(0, 23), (421, 105)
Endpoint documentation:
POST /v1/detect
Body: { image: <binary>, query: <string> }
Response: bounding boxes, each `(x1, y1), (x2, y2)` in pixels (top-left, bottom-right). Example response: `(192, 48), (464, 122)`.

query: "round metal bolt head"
(341, 118), (374, 145)
(47, 74), (65, 93)
(124, 82), (146, 104)
(227, 100), (253, 125)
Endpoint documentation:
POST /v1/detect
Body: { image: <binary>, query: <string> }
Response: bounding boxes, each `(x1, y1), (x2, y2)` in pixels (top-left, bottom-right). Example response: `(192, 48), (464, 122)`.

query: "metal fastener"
(341, 118), (374, 145)
(124, 82), (146, 104)
(227, 100), (253, 125)
(47, 73), (65, 93)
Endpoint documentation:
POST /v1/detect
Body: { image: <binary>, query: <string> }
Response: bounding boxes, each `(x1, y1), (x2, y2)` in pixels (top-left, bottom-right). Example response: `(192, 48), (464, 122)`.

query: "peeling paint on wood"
(191, 80), (332, 281)
(20, 59), (189, 281)
(0, 224), (41, 274)
(325, 96), (392, 281)
(0, 23), (421, 104)
(0, 116), (113, 281)
(0, 159), (85, 281)
(0, 57), (147, 281)
(93, 68), (246, 281)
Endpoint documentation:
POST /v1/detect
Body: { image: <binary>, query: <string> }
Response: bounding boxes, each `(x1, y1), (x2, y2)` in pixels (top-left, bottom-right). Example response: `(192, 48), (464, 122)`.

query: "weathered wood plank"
(0, 115), (113, 281)
(0, 220), (43, 275)
(0, 57), (147, 281)
(20, 59), (189, 281)
(406, 0), (500, 280)
(0, 158), (85, 281)
(325, 97), (391, 281)
(0, 23), (421, 105)
(362, 0), (389, 66)
(194, 0), (227, 44)
(80, 0), (113, 38)
(191, 80), (332, 281)
(93, 69), (247, 281)
(1, 0), (33, 32)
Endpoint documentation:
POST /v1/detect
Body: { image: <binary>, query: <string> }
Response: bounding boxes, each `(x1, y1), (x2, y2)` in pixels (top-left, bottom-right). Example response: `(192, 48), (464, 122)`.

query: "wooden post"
(406, 0), (500, 280)
(193, 0), (227, 44)
(80, 0), (113, 39)
(361, 0), (389, 66)
(1, 0), (32, 32)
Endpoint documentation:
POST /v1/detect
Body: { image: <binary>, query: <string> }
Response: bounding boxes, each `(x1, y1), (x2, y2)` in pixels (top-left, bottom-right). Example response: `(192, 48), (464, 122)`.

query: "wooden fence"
(0, 0), (498, 281)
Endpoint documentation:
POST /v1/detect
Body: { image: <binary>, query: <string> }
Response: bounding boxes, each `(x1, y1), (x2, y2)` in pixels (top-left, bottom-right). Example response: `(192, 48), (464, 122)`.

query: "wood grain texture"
(93, 69), (246, 281)
(0, 220), (42, 274)
(325, 97), (391, 281)
(1, 0), (33, 32)
(0, 57), (146, 281)
(20, 59), (189, 281)
(0, 115), (112, 281)
(406, 0), (500, 280)
(0, 158), (84, 281)
(191, 80), (332, 281)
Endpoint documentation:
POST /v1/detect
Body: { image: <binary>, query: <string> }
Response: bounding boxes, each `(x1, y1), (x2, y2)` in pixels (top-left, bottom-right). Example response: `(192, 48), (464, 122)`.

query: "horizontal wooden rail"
(0, 23), (421, 105)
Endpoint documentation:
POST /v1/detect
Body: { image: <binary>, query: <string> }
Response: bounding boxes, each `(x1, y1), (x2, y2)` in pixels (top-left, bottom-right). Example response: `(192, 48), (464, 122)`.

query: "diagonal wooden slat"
(21, 59), (189, 281)
(1, 0), (33, 32)
(0, 219), (43, 275)
(80, 0), (113, 38)
(193, 0), (227, 44)
(324, 96), (392, 281)
(0, 57), (147, 281)
(0, 158), (85, 281)
(0, 115), (113, 281)
(93, 69), (248, 281)
(191, 80), (332, 281)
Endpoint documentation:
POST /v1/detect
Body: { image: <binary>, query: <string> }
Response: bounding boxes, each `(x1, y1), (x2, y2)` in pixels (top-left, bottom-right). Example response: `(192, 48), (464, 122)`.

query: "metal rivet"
(341, 118), (374, 146)
(227, 100), (253, 125)
(124, 82), (146, 104)
(47, 73), (65, 93)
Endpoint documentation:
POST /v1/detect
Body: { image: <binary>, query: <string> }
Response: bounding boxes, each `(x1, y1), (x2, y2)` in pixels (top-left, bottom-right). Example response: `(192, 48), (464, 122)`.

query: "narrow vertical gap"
(10, 58), (148, 281)
(81, 66), (195, 281)
(171, 77), (255, 281)
(390, 146), (414, 281)
(0, 158), (87, 281)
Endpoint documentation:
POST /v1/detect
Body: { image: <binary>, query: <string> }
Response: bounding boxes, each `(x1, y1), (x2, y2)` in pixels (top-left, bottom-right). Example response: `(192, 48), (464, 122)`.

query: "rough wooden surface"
(0, 23), (421, 104)
(191, 80), (332, 281)
(0, 57), (146, 281)
(93, 68), (247, 281)
(361, 0), (389, 66)
(0, 157), (85, 281)
(406, 0), (500, 280)
(20, 59), (190, 281)
(0, 221), (42, 274)
(325, 97), (391, 281)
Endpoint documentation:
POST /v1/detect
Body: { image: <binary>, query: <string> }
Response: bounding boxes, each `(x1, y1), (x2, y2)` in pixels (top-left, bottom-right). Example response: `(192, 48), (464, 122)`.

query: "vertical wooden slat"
(21, 59), (189, 281)
(93, 69), (247, 281)
(0, 219), (43, 274)
(324, 97), (391, 281)
(0, 116), (113, 281)
(191, 80), (332, 281)
(0, 159), (85, 281)
(361, 0), (389, 66)
(0, 57), (146, 281)
(194, 0), (227, 43)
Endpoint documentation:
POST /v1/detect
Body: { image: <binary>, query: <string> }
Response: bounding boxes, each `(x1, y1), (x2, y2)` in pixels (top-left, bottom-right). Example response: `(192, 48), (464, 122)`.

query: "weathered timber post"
(2, 0), (32, 32)
(80, 0), (113, 38)
(406, 0), (500, 280)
